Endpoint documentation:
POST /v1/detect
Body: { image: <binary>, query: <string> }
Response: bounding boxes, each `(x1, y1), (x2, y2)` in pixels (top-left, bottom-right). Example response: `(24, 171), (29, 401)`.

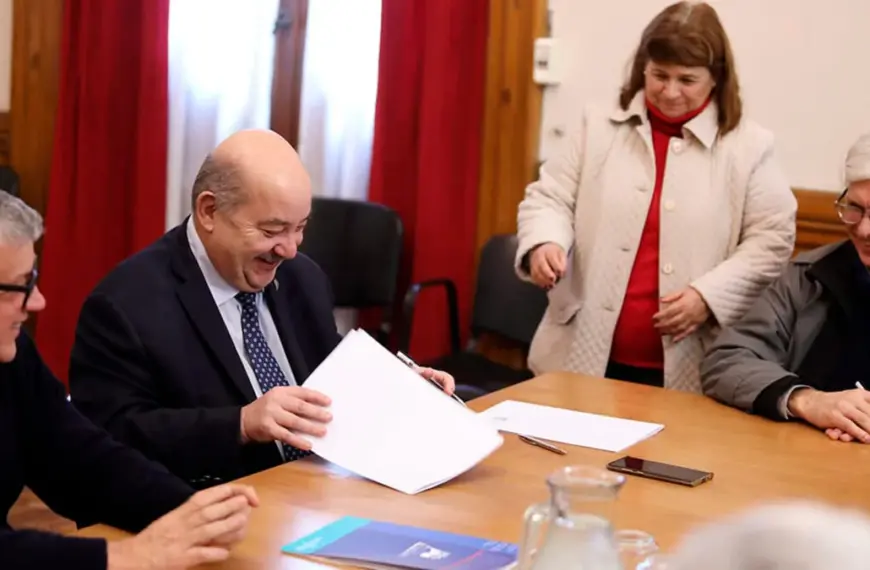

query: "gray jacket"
(701, 242), (847, 418)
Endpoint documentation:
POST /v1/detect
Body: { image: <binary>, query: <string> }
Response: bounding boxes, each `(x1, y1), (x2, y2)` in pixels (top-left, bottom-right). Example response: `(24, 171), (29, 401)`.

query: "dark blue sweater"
(1, 333), (193, 569)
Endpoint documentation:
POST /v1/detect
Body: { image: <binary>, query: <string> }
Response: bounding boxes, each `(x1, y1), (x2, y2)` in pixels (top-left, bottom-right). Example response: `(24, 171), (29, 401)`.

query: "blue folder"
(282, 516), (518, 569)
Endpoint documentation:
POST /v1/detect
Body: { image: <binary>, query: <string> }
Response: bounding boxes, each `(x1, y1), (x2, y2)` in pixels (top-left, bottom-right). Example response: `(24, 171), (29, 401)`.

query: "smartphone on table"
(606, 456), (713, 487)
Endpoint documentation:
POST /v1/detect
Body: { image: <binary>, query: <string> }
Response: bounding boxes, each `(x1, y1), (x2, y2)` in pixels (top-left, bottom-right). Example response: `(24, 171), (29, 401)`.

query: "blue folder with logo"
(282, 516), (518, 569)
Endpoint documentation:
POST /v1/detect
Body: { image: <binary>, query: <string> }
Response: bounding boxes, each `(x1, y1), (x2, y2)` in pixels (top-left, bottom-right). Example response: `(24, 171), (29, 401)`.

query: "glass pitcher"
(615, 529), (660, 570)
(517, 465), (626, 570)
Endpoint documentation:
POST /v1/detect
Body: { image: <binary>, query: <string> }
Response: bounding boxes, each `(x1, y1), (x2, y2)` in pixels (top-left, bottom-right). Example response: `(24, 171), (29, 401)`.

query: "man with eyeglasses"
(0, 191), (259, 569)
(701, 132), (870, 443)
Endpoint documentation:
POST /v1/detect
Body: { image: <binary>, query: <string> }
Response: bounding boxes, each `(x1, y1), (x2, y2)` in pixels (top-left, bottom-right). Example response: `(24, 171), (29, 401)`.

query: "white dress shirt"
(187, 219), (297, 457)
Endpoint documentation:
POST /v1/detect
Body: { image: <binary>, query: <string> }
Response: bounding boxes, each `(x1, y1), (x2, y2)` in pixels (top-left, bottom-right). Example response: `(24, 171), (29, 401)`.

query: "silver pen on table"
(395, 351), (567, 455)
(518, 434), (566, 455)
(396, 351), (468, 407)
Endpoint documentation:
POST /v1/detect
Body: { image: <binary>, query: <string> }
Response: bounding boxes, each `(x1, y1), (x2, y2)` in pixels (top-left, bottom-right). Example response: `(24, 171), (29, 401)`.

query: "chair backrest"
(471, 234), (548, 345)
(0, 166), (20, 197)
(299, 196), (403, 309)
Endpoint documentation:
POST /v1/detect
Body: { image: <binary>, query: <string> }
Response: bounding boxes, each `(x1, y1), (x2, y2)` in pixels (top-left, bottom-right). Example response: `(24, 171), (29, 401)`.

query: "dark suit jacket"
(1, 333), (193, 570)
(69, 222), (342, 487)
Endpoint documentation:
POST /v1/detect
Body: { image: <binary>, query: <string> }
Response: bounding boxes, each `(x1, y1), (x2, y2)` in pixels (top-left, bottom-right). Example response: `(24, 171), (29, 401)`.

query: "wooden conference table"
(77, 373), (870, 568)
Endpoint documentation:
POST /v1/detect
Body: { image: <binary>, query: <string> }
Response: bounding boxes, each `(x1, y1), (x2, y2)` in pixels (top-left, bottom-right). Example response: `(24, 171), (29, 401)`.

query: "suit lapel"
(264, 276), (311, 382)
(170, 226), (256, 402)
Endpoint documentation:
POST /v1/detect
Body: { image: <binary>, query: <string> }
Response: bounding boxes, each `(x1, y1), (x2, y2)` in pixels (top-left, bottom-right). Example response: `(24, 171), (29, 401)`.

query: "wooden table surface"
(77, 373), (870, 568)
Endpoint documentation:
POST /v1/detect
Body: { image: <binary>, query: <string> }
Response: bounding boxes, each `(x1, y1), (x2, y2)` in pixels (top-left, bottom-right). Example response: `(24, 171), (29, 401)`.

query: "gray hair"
(667, 501), (870, 570)
(190, 153), (245, 212)
(0, 191), (44, 246)
(846, 132), (870, 185)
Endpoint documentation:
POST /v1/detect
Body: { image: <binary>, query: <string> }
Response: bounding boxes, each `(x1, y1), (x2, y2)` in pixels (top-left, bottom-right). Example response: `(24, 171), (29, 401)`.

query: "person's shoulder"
(769, 242), (847, 304)
(719, 116), (776, 154)
(0, 332), (46, 396)
(554, 100), (628, 154)
(584, 100), (635, 131)
(90, 225), (181, 298)
(792, 241), (846, 266)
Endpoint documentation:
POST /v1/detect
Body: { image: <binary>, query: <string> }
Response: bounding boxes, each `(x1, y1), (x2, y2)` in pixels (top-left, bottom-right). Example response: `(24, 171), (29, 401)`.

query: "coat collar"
(807, 240), (870, 320)
(609, 91), (720, 148)
(186, 216), (240, 307)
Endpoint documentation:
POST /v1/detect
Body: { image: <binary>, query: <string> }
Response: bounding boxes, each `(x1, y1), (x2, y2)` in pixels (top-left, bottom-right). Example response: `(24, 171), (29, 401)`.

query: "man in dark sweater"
(0, 191), (258, 569)
(702, 132), (870, 443)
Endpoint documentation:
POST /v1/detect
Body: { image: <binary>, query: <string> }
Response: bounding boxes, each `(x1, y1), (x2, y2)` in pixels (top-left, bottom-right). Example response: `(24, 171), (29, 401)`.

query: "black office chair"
(398, 234), (549, 400)
(0, 166), (20, 196)
(299, 196), (403, 346)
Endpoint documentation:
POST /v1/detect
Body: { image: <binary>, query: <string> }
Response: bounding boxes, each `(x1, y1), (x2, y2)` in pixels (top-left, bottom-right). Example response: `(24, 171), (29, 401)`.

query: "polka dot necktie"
(236, 292), (311, 462)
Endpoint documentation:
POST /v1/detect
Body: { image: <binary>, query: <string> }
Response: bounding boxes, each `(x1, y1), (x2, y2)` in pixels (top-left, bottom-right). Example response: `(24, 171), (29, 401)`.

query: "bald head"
(191, 129), (314, 292)
(191, 129), (310, 212)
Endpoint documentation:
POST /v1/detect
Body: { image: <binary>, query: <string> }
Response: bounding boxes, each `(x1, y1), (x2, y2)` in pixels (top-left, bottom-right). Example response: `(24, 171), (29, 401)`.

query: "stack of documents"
(479, 400), (663, 452)
(302, 329), (503, 494)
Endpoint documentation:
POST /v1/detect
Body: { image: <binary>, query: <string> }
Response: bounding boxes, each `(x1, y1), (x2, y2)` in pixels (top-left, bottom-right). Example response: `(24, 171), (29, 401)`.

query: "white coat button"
(637, 185), (648, 193)
(671, 140), (683, 153)
(664, 199), (675, 211)
(662, 263), (674, 275)
(620, 245), (631, 252)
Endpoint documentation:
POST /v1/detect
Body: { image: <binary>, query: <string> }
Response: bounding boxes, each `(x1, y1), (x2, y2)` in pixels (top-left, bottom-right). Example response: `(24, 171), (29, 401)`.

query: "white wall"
(541, 0), (870, 192)
(0, 0), (11, 111)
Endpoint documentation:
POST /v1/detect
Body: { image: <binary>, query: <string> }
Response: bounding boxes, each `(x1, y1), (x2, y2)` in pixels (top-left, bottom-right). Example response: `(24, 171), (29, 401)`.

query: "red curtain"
(368, 0), (489, 362)
(35, 0), (170, 383)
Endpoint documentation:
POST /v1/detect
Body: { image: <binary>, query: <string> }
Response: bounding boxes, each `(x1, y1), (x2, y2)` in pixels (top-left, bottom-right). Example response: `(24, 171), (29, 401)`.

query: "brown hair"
(619, 1), (742, 135)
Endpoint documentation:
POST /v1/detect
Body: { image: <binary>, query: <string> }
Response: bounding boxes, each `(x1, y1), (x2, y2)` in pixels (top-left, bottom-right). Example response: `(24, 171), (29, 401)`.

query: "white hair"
(0, 191), (43, 246)
(666, 501), (870, 570)
(846, 132), (870, 185)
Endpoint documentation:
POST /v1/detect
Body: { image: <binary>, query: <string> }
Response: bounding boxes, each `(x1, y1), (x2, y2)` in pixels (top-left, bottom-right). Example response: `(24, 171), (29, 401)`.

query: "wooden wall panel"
(476, 0), (548, 255)
(10, 0), (64, 217)
(0, 112), (9, 165)
(474, 0), (548, 369)
(270, 0), (308, 149)
(793, 188), (846, 254)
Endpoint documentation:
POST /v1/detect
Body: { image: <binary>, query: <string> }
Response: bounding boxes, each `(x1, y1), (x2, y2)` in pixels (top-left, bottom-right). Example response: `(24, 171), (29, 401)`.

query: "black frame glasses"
(835, 188), (869, 225)
(0, 267), (38, 309)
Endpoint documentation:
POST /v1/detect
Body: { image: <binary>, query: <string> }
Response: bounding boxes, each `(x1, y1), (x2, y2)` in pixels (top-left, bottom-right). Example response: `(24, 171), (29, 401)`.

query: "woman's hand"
(529, 243), (567, 288)
(653, 287), (710, 342)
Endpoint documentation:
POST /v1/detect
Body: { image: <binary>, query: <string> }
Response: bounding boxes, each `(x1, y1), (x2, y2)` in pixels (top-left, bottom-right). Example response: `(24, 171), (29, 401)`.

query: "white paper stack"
(302, 329), (504, 494)
(479, 400), (664, 453)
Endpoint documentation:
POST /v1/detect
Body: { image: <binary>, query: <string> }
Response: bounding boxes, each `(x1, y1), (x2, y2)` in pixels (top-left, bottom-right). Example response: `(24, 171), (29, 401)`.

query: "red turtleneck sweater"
(609, 99), (709, 369)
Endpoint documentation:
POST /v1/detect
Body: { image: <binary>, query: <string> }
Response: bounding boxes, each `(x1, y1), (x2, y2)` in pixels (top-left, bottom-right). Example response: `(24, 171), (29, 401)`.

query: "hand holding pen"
(396, 351), (566, 455)
(818, 382), (870, 443)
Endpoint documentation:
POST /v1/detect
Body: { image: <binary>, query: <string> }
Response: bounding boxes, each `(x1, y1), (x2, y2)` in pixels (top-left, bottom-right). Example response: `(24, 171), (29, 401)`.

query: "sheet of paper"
(302, 329), (503, 494)
(479, 400), (663, 453)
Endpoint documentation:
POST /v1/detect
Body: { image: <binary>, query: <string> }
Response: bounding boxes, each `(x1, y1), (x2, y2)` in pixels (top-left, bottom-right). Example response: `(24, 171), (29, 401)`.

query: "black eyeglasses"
(0, 268), (39, 309)
(835, 188), (870, 225)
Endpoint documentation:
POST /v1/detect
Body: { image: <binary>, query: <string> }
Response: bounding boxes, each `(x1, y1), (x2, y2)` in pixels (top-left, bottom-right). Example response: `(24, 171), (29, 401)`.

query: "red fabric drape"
(368, 0), (489, 362)
(35, 0), (170, 383)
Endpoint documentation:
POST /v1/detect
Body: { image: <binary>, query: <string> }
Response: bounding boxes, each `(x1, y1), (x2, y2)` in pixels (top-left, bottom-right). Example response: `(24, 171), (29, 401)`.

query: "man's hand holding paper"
(300, 329), (503, 494)
(239, 358), (456, 452)
(240, 387), (333, 450)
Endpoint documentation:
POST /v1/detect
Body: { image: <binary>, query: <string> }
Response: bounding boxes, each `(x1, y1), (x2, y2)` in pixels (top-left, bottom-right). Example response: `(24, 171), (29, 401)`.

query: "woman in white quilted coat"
(515, 1), (796, 392)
